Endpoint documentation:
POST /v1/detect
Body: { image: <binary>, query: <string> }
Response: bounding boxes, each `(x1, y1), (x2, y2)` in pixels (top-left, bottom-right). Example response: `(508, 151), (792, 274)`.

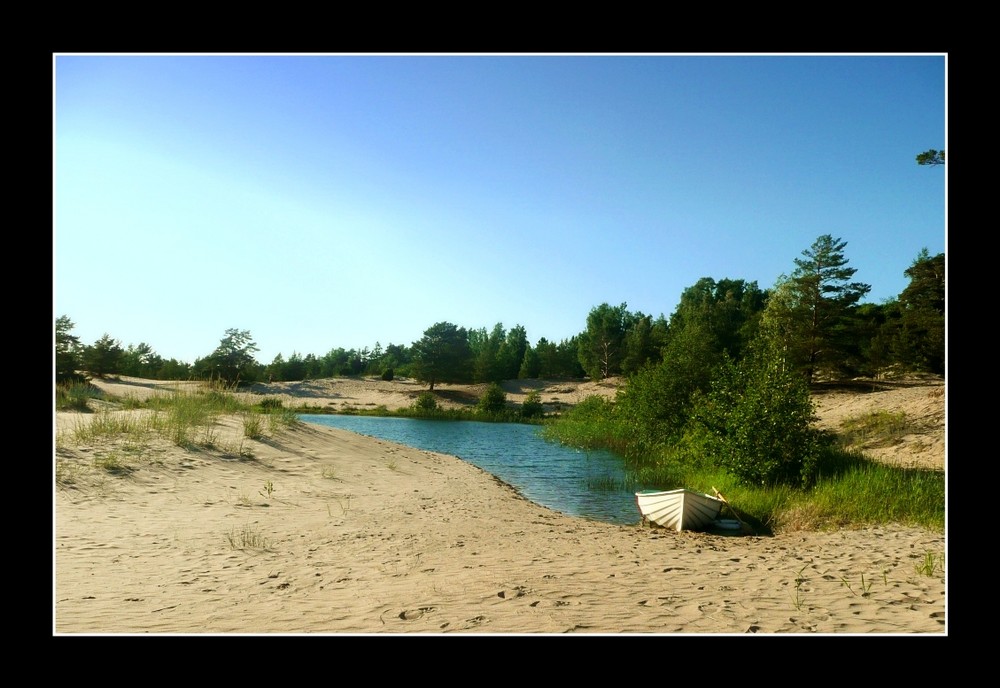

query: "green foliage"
(520, 391), (544, 419)
(694, 337), (823, 487)
(201, 328), (260, 385)
(56, 315), (86, 384)
(895, 250), (945, 374)
(621, 314), (668, 375)
(916, 149), (945, 166)
(477, 383), (508, 415)
(55, 381), (102, 411)
(665, 277), (767, 363)
(83, 333), (124, 378)
(414, 391), (439, 412)
(381, 367), (395, 381)
(578, 303), (631, 379)
(764, 236), (872, 383)
(411, 322), (472, 390)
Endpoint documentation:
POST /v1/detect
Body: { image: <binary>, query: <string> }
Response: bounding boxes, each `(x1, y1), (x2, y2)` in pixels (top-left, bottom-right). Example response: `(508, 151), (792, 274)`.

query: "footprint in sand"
(399, 606), (435, 620)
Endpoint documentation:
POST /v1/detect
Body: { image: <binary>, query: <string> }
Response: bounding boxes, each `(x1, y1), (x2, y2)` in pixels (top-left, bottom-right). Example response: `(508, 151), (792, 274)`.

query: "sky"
(53, 54), (946, 366)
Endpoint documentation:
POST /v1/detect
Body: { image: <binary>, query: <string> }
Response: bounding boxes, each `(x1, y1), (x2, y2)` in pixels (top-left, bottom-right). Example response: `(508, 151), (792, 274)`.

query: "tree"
(120, 342), (161, 378)
(621, 313), (667, 375)
(693, 331), (822, 487)
(469, 324), (505, 383)
(55, 315), (85, 384)
(665, 277), (768, 364)
(767, 235), (871, 383)
(411, 322), (471, 390)
(895, 249), (945, 374)
(204, 328), (259, 385)
(83, 334), (124, 378)
(578, 303), (631, 379)
(498, 325), (529, 380)
(615, 317), (720, 449)
(916, 149), (945, 166)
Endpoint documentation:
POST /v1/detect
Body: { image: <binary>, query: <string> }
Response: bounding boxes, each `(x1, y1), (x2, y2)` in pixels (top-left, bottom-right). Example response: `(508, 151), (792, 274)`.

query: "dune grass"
(55, 381), (303, 480)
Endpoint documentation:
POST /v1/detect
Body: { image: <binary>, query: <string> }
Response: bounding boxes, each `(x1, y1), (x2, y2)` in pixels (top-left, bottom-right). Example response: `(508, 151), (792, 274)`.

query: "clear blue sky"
(54, 54), (946, 366)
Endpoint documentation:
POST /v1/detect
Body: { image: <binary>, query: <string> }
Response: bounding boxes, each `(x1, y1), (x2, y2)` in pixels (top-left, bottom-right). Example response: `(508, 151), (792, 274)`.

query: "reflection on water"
(299, 415), (640, 525)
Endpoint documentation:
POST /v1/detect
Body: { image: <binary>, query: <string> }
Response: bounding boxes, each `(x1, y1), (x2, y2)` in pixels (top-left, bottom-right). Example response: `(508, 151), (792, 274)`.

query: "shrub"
(414, 392), (438, 412)
(381, 368), (395, 381)
(694, 345), (822, 487)
(521, 391), (544, 419)
(477, 383), (507, 415)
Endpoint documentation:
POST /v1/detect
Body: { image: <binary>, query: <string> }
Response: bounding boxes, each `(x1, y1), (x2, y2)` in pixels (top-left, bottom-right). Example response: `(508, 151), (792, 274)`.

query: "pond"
(298, 414), (640, 525)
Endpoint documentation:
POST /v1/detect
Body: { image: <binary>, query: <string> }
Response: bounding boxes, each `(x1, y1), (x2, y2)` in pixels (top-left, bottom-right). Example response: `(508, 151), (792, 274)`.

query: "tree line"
(56, 233), (944, 391)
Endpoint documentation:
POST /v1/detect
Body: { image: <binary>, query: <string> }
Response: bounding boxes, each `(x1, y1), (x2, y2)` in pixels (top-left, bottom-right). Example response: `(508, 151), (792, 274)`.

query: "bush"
(381, 368), (395, 381)
(414, 392), (438, 412)
(694, 347), (822, 487)
(521, 391), (544, 418)
(477, 383), (508, 415)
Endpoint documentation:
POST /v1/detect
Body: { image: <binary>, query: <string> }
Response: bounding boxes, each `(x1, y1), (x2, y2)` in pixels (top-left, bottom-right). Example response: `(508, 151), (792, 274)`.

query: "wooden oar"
(712, 487), (754, 535)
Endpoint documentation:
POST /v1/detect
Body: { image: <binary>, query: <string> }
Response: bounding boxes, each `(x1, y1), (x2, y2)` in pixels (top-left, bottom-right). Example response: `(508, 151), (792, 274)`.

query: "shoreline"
(55, 403), (946, 634)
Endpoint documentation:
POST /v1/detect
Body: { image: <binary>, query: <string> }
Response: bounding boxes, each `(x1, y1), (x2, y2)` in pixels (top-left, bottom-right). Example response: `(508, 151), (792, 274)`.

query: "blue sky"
(54, 54), (946, 366)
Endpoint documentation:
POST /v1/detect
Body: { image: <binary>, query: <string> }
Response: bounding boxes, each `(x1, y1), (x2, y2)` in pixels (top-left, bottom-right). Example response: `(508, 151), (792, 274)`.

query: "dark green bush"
(414, 392), (438, 412)
(381, 368), (394, 381)
(520, 391), (544, 418)
(477, 383), (507, 415)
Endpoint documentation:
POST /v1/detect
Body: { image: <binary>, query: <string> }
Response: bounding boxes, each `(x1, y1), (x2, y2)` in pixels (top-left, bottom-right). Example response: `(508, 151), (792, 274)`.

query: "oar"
(712, 487), (754, 535)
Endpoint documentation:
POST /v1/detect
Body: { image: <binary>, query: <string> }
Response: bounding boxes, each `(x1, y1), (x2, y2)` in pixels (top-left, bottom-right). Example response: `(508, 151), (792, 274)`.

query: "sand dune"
(54, 374), (945, 634)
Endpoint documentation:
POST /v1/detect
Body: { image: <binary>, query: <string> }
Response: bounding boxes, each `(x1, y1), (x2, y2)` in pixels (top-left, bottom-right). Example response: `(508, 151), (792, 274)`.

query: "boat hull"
(635, 488), (724, 531)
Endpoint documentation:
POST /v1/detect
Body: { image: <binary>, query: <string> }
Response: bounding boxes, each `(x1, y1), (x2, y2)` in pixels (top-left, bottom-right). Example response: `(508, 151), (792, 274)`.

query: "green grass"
(838, 410), (913, 448)
(55, 381), (103, 411)
(543, 395), (944, 535)
(56, 382), (302, 477)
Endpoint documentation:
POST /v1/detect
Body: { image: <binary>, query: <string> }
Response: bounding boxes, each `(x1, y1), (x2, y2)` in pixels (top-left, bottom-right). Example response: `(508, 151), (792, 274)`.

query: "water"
(298, 414), (640, 525)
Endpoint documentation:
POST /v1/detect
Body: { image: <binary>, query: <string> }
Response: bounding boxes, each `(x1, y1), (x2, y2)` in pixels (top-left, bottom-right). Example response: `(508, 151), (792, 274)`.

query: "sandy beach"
(54, 375), (946, 634)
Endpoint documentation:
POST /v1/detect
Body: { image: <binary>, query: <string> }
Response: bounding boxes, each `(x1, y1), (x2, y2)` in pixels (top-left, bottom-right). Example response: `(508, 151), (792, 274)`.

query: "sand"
(54, 375), (946, 634)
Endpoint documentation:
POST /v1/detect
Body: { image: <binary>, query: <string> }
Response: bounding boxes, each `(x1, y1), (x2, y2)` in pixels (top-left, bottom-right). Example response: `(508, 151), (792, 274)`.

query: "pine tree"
(768, 235), (871, 383)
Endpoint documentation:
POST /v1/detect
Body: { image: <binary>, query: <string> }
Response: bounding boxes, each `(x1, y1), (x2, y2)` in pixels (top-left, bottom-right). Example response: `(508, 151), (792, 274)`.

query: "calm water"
(298, 414), (640, 525)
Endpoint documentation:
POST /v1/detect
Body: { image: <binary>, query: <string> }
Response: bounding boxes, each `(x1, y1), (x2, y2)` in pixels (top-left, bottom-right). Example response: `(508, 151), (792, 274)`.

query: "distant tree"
(895, 249), (945, 374)
(666, 277), (768, 364)
(498, 325), (529, 380)
(203, 328), (260, 385)
(120, 342), (161, 378)
(83, 333), (124, 378)
(916, 149), (945, 166)
(411, 322), (472, 390)
(518, 344), (541, 379)
(157, 358), (191, 380)
(578, 303), (632, 379)
(470, 324), (505, 383)
(55, 315), (85, 384)
(621, 313), (667, 375)
(765, 235), (871, 383)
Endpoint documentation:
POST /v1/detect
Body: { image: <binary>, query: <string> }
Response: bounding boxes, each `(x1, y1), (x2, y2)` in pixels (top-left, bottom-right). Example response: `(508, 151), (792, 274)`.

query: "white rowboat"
(635, 488), (724, 532)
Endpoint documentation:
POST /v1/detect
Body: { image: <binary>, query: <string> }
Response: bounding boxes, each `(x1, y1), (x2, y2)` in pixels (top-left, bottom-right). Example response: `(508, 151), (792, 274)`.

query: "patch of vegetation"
(225, 522), (270, 551)
(838, 410), (913, 448)
(55, 381), (103, 411)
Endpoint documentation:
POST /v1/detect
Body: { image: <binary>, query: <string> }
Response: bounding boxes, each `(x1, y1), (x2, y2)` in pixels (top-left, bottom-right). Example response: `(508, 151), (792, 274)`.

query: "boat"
(635, 488), (724, 532)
